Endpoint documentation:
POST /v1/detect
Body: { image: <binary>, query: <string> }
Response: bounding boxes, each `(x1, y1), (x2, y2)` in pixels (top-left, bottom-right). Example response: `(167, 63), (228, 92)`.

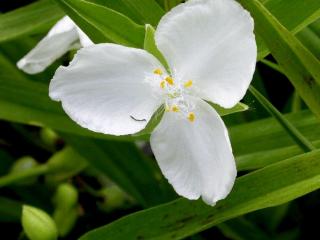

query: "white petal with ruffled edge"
(155, 0), (256, 108)
(50, 43), (165, 135)
(150, 99), (236, 205)
(17, 16), (80, 74)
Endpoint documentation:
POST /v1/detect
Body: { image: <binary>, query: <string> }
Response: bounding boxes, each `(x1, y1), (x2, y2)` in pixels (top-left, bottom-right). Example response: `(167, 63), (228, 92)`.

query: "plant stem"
(260, 59), (285, 75)
(249, 86), (315, 152)
(292, 91), (302, 113)
(0, 165), (49, 188)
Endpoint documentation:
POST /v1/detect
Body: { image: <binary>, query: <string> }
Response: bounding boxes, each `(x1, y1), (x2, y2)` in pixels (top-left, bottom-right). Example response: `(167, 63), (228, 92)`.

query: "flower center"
(153, 68), (196, 122)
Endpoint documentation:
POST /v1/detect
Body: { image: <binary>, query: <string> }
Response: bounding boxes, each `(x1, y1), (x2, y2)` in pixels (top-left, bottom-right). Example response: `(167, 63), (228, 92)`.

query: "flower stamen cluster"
(153, 69), (196, 122)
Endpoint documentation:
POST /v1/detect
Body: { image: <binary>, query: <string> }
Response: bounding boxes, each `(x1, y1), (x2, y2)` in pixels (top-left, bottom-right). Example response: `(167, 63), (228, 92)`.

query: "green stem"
(260, 59), (285, 75)
(292, 91), (302, 113)
(249, 86), (315, 152)
(0, 165), (49, 188)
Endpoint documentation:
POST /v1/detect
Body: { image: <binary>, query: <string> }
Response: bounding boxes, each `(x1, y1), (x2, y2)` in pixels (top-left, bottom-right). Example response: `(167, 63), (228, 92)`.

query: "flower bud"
(53, 207), (78, 237)
(10, 157), (38, 185)
(10, 156), (38, 173)
(40, 128), (59, 149)
(99, 185), (129, 212)
(53, 183), (79, 236)
(53, 183), (78, 210)
(22, 205), (58, 240)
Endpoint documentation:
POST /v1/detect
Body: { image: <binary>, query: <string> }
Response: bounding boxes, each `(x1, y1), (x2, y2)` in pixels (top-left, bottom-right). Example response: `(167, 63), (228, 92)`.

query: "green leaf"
(239, 0), (320, 118)
(230, 110), (320, 155)
(0, 0), (63, 43)
(62, 134), (173, 207)
(297, 26), (320, 60)
(257, 0), (320, 59)
(91, 0), (164, 26)
(144, 24), (169, 71)
(54, 0), (145, 47)
(80, 150), (320, 240)
(310, 18), (320, 36)
(236, 139), (320, 171)
(133, 105), (164, 136)
(210, 103), (249, 117)
(249, 86), (315, 152)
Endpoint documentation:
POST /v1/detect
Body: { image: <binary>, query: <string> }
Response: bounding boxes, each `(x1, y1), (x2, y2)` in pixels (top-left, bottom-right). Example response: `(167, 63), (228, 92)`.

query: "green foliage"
(239, 0), (320, 119)
(80, 150), (320, 239)
(54, 0), (145, 47)
(0, 0), (320, 239)
(0, 0), (63, 43)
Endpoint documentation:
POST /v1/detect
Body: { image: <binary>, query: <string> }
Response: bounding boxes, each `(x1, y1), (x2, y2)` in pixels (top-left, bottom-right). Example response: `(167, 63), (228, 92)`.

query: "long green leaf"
(80, 150), (320, 240)
(237, 140), (320, 171)
(297, 26), (320, 60)
(249, 86), (315, 152)
(0, 0), (63, 43)
(230, 110), (320, 155)
(257, 0), (320, 59)
(54, 0), (145, 47)
(91, 0), (164, 26)
(116, 0), (164, 25)
(239, 0), (320, 117)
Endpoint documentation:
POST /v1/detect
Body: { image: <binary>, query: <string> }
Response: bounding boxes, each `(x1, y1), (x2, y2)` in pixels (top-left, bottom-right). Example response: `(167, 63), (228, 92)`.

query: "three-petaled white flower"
(49, 0), (256, 205)
(17, 16), (93, 74)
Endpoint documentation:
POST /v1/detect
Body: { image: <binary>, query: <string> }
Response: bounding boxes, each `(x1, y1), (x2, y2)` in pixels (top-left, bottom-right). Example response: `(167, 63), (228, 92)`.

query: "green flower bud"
(53, 183), (78, 210)
(99, 185), (129, 212)
(53, 207), (78, 237)
(10, 156), (38, 173)
(22, 205), (58, 240)
(53, 183), (79, 236)
(40, 128), (59, 149)
(10, 157), (39, 185)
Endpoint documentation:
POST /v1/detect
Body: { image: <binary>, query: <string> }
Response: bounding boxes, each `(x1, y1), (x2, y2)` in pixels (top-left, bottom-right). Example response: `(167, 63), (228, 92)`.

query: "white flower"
(49, 0), (256, 205)
(17, 16), (93, 74)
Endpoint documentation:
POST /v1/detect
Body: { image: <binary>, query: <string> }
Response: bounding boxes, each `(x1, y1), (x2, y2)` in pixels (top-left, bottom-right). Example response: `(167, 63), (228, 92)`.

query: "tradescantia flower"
(17, 16), (93, 74)
(49, 0), (257, 205)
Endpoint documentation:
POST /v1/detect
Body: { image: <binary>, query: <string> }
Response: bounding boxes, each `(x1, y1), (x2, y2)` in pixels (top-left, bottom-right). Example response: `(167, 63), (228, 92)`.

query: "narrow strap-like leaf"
(80, 150), (320, 240)
(249, 86), (315, 152)
(238, 0), (320, 118)
(54, 0), (145, 47)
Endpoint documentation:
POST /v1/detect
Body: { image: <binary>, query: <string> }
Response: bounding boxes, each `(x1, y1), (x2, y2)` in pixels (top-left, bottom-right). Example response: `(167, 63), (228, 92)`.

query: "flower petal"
(17, 16), (79, 74)
(150, 99), (236, 205)
(50, 43), (165, 136)
(155, 0), (257, 108)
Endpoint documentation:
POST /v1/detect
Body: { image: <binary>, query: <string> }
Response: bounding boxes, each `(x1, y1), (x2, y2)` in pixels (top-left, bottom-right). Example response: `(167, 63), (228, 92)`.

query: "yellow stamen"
(160, 80), (166, 89)
(184, 80), (193, 88)
(153, 68), (163, 75)
(165, 76), (174, 85)
(172, 105), (180, 112)
(187, 112), (195, 122)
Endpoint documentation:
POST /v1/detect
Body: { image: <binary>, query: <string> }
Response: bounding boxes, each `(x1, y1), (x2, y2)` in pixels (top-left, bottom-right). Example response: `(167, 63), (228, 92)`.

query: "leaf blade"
(80, 150), (320, 240)
(0, 0), (63, 43)
(54, 0), (145, 47)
